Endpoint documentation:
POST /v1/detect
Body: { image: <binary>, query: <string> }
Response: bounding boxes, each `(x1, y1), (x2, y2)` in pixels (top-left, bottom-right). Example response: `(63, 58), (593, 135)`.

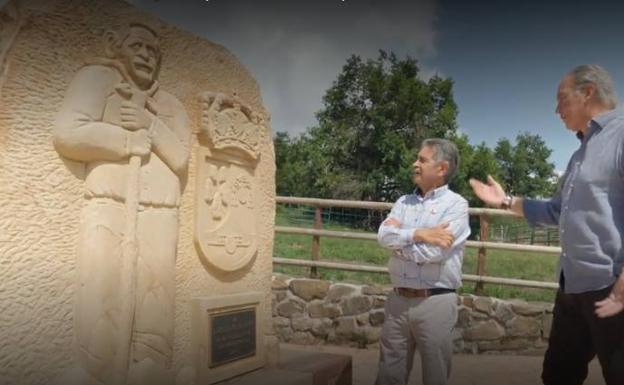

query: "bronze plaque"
(210, 308), (256, 367)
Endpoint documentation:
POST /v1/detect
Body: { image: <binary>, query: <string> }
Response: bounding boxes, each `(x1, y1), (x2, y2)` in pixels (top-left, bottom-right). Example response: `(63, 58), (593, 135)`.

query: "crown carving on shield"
(199, 92), (264, 160)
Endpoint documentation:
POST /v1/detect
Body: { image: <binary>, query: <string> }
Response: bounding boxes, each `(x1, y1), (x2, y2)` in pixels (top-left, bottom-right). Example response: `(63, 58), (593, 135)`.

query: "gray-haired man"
(376, 138), (470, 385)
(470, 64), (624, 385)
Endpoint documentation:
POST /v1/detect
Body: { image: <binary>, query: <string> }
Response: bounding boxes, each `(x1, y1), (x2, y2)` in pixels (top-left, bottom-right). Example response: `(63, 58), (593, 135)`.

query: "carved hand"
(120, 100), (153, 131)
(126, 128), (152, 157)
(413, 223), (454, 249)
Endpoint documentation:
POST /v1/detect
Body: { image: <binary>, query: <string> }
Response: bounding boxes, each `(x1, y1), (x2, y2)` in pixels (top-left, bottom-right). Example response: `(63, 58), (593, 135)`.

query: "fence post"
(475, 215), (489, 295)
(546, 229), (550, 246)
(310, 206), (323, 278)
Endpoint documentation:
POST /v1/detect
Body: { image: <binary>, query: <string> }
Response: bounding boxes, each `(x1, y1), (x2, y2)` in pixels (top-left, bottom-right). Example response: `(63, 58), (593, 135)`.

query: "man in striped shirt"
(376, 138), (470, 385)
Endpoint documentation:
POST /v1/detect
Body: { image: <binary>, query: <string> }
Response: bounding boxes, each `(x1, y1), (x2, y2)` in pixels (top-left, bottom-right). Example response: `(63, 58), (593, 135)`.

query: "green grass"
(274, 207), (558, 302)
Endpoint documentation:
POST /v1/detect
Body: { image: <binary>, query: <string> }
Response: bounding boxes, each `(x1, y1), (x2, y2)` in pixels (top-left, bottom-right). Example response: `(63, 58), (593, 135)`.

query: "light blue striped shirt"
(377, 185), (470, 289)
(523, 109), (624, 293)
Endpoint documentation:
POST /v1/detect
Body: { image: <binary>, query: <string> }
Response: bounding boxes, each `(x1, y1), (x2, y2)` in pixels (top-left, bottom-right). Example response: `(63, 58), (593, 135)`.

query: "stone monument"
(0, 1), (276, 384)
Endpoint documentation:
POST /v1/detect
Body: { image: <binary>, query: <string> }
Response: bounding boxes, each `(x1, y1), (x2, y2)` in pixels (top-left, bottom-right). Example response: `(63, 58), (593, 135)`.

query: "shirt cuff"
(523, 198), (545, 226)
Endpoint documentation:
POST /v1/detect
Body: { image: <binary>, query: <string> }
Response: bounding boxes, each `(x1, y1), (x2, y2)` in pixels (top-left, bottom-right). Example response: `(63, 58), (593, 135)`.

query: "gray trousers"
(375, 291), (458, 385)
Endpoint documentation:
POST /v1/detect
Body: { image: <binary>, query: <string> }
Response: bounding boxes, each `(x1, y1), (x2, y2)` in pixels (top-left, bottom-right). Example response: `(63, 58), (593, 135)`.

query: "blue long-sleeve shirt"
(523, 109), (624, 293)
(378, 185), (470, 289)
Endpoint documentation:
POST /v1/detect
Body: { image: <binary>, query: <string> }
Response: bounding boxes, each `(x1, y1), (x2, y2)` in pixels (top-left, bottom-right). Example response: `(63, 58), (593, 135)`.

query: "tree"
(274, 132), (299, 196)
(300, 50), (459, 202)
(449, 134), (500, 208)
(494, 133), (557, 198)
(274, 131), (330, 198)
(274, 51), (558, 218)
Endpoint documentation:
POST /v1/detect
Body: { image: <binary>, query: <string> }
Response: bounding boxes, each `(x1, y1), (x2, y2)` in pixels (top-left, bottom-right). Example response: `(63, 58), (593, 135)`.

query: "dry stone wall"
(272, 275), (554, 354)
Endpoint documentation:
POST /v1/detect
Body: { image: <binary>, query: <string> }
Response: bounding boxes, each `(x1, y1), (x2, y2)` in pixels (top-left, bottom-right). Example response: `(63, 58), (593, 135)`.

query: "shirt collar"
(590, 108), (621, 132)
(415, 184), (449, 200)
(584, 109), (621, 143)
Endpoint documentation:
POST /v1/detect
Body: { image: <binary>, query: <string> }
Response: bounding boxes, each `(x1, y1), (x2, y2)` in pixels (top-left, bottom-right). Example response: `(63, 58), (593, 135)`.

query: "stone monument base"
(224, 347), (352, 385)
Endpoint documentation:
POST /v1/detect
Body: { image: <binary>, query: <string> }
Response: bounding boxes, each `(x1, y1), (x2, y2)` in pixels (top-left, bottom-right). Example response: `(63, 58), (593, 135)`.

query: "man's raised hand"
(469, 175), (506, 207)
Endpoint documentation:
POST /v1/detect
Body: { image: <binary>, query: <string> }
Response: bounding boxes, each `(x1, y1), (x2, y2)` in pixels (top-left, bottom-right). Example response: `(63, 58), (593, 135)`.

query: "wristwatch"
(500, 195), (513, 210)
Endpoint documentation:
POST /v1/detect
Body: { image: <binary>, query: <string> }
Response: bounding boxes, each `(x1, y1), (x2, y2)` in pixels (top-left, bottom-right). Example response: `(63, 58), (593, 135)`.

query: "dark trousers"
(542, 284), (624, 385)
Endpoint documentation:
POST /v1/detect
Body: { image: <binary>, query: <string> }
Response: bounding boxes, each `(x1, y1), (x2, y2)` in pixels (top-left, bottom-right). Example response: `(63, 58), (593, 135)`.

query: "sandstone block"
(457, 306), (472, 328)
(373, 296), (386, 309)
(355, 313), (369, 326)
(493, 301), (515, 323)
(292, 317), (315, 332)
(310, 319), (333, 337)
(341, 295), (373, 316)
(463, 320), (505, 341)
(290, 279), (331, 301)
(507, 316), (541, 338)
(308, 301), (341, 319)
(272, 274), (290, 290)
(336, 317), (357, 337)
(273, 317), (291, 328)
(361, 285), (389, 296)
(290, 331), (317, 345)
(369, 310), (385, 326)
(510, 300), (547, 316)
(327, 284), (357, 302)
(473, 297), (494, 314)
(277, 298), (306, 318)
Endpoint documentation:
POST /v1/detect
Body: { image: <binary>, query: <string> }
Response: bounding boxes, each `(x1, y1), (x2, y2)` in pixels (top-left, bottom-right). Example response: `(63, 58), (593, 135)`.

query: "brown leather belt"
(394, 287), (456, 298)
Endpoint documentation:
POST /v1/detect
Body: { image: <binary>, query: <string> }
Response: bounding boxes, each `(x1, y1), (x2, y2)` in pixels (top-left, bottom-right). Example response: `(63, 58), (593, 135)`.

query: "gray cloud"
(0, 0), (425, 137)
(0, 0), (438, 135)
(128, 0), (438, 136)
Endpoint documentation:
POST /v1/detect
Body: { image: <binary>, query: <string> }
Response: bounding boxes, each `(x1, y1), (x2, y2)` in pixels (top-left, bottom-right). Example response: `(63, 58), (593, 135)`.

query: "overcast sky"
(127, 0), (440, 149)
(5, 0), (624, 170)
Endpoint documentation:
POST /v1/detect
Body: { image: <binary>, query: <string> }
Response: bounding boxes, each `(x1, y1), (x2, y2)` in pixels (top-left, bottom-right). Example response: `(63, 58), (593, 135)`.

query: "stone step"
(224, 348), (352, 385)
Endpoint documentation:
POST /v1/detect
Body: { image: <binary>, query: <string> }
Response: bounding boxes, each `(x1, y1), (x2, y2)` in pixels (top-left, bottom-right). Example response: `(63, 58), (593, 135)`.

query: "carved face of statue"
(119, 26), (160, 89)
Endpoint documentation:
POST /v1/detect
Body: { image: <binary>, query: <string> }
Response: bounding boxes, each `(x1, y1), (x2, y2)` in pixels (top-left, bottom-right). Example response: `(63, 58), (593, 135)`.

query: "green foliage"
(274, 131), (331, 198)
(272, 52), (561, 303)
(274, 51), (558, 207)
(494, 133), (558, 198)
(449, 135), (501, 208)
(276, 51), (459, 202)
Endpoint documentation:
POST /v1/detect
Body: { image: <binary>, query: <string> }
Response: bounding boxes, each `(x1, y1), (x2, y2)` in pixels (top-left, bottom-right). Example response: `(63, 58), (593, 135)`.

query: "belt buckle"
(396, 287), (428, 298)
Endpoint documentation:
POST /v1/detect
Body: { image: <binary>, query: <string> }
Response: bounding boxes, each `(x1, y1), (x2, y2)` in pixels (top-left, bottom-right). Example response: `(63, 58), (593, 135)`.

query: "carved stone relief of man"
(54, 22), (191, 385)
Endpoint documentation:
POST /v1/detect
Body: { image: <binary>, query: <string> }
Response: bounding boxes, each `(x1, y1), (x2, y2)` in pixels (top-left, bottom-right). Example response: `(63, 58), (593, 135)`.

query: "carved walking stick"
(113, 84), (148, 385)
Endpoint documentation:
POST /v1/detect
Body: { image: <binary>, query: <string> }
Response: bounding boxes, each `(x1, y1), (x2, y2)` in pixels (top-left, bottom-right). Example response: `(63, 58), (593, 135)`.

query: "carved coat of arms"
(195, 93), (263, 271)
